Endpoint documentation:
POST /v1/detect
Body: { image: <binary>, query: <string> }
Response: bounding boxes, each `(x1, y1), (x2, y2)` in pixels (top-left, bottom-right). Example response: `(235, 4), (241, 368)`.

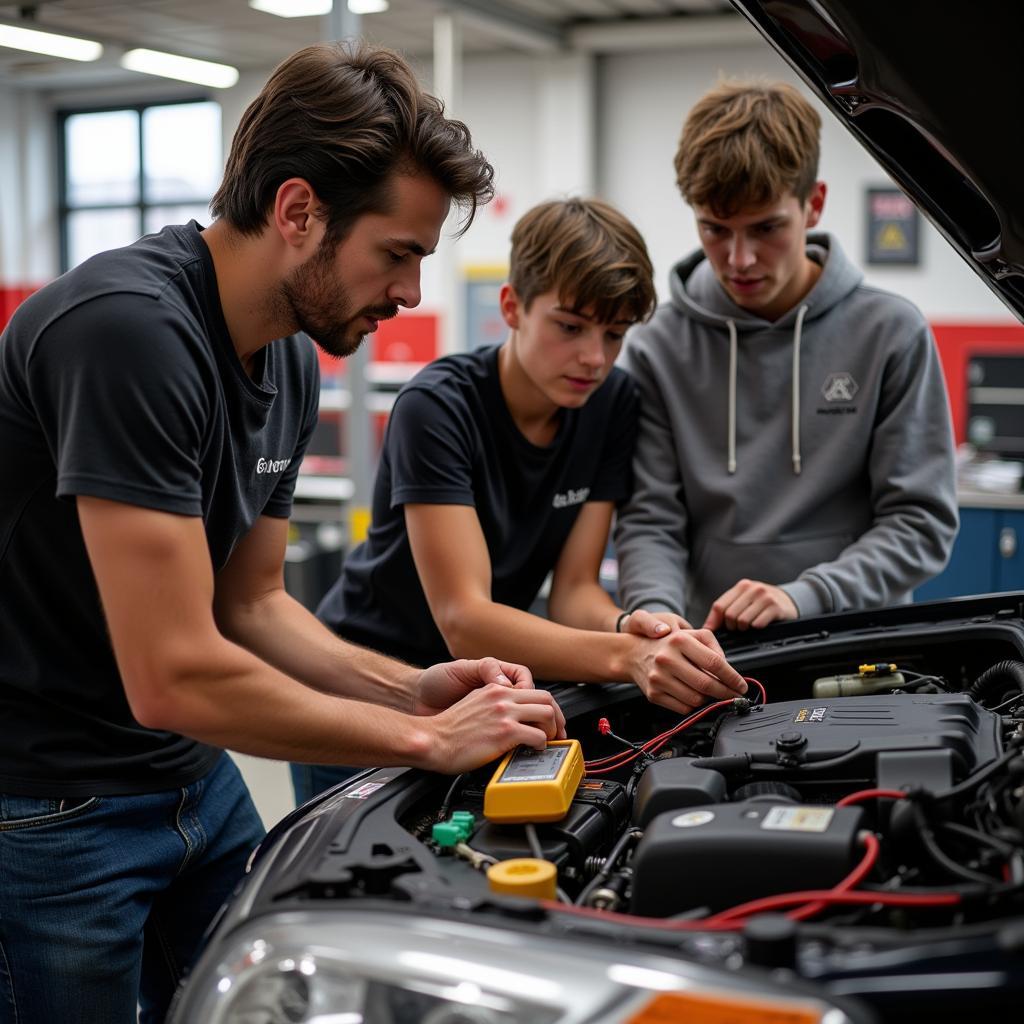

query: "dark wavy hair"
(211, 41), (494, 241)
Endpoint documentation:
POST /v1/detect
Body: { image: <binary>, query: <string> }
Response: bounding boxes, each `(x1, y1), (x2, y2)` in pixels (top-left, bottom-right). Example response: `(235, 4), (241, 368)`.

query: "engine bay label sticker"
(499, 744), (568, 782)
(672, 810), (716, 828)
(761, 806), (834, 832)
(343, 781), (386, 800)
(627, 991), (821, 1024)
(793, 707), (828, 723)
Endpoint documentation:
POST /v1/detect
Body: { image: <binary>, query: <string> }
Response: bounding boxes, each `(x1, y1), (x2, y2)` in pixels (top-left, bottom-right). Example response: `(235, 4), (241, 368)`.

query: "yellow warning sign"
(877, 223), (907, 251)
(627, 991), (821, 1024)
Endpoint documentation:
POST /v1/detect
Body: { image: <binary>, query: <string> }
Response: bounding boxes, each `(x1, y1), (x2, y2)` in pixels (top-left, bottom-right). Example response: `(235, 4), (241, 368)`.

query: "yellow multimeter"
(483, 739), (584, 823)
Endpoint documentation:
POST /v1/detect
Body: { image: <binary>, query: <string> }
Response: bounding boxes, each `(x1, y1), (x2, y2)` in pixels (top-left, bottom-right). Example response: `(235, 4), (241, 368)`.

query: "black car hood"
(729, 1), (1024, 323)
(715, 590), (1024, 657)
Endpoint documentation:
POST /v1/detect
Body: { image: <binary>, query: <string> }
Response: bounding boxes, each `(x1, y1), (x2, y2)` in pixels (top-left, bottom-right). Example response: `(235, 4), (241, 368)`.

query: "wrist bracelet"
(614, 610), (631, 633)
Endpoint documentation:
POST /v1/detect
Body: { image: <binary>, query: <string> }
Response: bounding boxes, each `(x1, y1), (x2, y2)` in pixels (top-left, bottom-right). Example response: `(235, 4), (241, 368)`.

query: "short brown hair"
(211, 41), (494, 241)
(674, 80), (821, 217)
(508, 198), (656, 324)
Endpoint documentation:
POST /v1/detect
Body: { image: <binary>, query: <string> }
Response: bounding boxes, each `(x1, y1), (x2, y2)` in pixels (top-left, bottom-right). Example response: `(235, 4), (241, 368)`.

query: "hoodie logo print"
(822, 372), (859, 402)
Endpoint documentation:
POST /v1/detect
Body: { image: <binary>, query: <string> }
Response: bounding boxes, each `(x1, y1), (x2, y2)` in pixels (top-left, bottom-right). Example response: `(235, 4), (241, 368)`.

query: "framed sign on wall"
(865, 187), (921, 265)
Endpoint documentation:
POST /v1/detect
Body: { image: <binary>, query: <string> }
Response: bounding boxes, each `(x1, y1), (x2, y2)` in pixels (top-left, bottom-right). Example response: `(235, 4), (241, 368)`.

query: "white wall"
(418, 50), (597, 330)
(0, 87), (57, 284)
(596, 44), (1013, 323)
(451, 51), (595, 266)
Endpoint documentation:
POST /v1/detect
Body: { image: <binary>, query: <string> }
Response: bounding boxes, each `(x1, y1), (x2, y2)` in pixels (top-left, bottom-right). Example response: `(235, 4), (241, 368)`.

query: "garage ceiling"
(0, 0), (740, 89)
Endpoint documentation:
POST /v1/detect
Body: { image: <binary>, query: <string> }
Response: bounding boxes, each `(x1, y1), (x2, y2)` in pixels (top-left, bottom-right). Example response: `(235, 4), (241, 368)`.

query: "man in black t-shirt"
(0, 43), (564, 1024)
(308, 199), (747, 803)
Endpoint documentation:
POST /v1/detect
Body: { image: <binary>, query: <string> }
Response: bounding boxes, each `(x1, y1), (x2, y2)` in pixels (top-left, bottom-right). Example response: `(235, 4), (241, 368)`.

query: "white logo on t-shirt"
(552, 487), (590, 509)
(256, 456), (291, 475)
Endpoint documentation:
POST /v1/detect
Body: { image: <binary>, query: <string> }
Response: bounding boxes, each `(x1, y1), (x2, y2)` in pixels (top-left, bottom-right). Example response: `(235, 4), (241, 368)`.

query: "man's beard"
(280, 238), (398, 359)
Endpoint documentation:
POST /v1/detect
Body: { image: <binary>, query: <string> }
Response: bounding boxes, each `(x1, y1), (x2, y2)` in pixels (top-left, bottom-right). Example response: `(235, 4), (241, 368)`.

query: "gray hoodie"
(614, 233), (958, 624)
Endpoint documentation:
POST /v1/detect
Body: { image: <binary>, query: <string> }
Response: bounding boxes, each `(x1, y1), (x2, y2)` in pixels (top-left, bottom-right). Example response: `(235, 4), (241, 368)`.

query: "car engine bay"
(226, 613), (1024, 1021)
(403, 634), (1024, 941)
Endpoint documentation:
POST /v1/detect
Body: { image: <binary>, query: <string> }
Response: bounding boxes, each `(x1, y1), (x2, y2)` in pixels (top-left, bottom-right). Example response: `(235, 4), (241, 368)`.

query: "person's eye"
(606, 332), (625, 345)
(758, 223), (779, 235)
(387, 250), (407, 264)
(557, 321), (581, 335)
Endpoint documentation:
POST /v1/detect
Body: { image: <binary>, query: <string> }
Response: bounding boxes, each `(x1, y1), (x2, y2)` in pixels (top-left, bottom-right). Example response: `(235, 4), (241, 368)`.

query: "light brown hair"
(211, 41), (494, 242)
(674, 80), (821, 217)
(508, 198), (656, 324)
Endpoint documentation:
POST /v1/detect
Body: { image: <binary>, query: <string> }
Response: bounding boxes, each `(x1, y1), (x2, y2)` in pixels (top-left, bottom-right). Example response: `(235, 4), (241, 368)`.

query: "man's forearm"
(135, 630), (434, 767)
(442, 597), (635, 683)
(548, 578), (622, 633)
(216, 587), (421, 711)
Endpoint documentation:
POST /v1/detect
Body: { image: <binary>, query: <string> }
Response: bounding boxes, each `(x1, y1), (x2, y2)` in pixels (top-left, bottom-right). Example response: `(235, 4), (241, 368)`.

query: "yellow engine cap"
(486, 858), (557, 900)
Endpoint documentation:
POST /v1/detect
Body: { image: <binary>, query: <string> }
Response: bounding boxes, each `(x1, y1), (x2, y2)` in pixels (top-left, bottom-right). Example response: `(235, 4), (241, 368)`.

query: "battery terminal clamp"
(431, 811), (476, 848)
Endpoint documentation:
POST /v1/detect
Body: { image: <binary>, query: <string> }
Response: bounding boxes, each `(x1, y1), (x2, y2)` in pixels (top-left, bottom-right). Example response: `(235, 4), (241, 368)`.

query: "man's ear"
(273, 178), (321, 251)
(805, 181), (827, 228)
(499, 282), (522, 329)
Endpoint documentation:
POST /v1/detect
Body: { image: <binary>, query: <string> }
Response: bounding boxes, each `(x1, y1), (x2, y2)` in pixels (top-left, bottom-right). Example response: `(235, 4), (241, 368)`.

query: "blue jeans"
(289, 762), (362, 806)
(0, 753), (265, 1024)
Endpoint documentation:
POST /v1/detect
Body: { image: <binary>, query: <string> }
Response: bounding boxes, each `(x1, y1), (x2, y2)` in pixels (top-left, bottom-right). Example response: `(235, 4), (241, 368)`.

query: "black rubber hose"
(576, 827), (642, 907)
(967, 660), (1024, 705)
(912, 803), (997, 885)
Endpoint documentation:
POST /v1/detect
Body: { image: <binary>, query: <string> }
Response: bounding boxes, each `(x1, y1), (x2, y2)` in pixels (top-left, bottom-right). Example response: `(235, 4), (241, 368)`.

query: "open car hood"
(715, 591), (1024, 660)
(729, 0), (1024, 323)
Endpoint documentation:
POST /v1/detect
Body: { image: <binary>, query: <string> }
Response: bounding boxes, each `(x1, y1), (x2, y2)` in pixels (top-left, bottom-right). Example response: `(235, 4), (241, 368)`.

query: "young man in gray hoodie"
(614, 80), (958, 632)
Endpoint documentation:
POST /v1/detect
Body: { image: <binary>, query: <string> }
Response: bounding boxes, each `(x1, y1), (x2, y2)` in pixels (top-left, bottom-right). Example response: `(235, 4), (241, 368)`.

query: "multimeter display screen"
(499, 745), (568, 783)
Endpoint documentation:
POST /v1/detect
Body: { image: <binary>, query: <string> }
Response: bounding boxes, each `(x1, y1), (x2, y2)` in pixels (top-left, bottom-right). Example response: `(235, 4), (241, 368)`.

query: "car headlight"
(172, 909), (856, 1024)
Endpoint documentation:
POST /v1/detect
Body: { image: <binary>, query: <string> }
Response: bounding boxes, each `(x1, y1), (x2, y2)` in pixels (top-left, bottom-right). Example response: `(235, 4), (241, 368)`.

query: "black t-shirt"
(0, 222), (319, 796)
(317, 345), (637, 668)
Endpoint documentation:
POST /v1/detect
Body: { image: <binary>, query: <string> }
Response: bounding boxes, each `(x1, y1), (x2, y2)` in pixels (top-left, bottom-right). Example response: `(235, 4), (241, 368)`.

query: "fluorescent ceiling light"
(0, 23), (102, 61)
(120, 48), (239, 89)
(249, 0), (332, 16)
(248, 0), (389, 16)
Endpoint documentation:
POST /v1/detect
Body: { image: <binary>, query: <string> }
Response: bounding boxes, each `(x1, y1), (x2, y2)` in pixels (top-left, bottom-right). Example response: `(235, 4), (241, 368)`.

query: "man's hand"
(703, 580), (799, 631)
(625, 628), (747, 714)
(418, 682), (567, 773)
(413, 657), (536, 715)
(621, 609), (692, 638)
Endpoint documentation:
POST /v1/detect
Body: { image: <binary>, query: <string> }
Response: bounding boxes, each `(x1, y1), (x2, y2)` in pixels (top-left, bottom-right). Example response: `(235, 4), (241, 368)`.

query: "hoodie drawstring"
(726, 305), (808, 475)
(727, 319), (737, 474)
(791, 304), (808, 475)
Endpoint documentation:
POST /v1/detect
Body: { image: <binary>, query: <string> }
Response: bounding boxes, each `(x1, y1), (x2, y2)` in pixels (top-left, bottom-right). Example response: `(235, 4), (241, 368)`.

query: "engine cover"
(712, 693), (1001, 782)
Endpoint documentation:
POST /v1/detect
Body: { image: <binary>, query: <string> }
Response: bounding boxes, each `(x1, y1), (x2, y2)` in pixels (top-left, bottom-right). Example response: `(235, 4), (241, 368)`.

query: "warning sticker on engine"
(761, 806), (834, 833)
(793, 707), (827, 723)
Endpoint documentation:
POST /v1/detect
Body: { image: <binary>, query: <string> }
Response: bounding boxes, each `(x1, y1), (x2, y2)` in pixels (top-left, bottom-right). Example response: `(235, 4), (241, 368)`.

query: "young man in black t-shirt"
(0, 43), (564, 1024)
(309, 199), (747, 803)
